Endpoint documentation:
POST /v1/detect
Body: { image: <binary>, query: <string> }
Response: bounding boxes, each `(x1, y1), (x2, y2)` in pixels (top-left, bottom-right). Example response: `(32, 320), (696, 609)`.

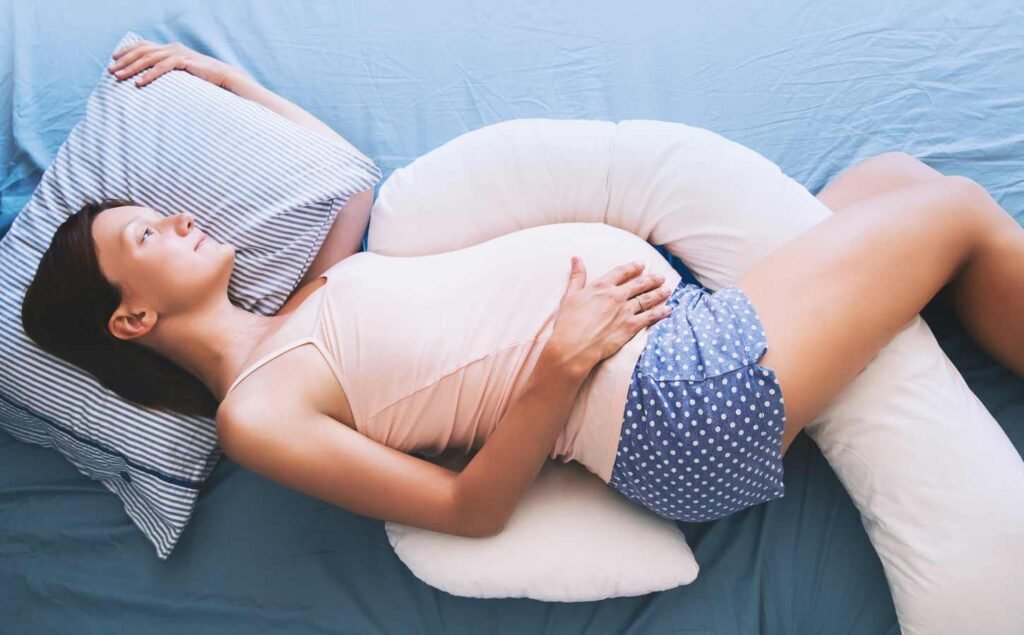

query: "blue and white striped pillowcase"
(0, 31), (382, 559)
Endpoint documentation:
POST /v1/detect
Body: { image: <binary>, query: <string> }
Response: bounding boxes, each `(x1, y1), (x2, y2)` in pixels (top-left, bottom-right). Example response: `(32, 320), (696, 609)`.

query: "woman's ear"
(109, 306), (157, 341)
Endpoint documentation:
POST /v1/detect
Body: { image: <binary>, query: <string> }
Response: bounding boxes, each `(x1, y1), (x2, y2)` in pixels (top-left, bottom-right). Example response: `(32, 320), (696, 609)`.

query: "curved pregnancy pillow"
(368, 119), (1024, 631)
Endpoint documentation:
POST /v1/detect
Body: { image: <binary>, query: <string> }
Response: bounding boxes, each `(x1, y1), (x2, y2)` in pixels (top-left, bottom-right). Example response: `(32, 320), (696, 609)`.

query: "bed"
(2, 1), (1022, 632)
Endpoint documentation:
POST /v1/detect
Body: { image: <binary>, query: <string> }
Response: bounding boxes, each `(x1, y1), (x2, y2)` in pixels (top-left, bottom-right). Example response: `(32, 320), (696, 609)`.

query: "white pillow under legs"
(810, 320), (1024, 634)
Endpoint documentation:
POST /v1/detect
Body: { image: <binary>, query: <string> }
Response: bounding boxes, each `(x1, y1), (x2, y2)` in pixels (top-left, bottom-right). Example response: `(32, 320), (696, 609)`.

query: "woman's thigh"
(736, 178), (990, 454)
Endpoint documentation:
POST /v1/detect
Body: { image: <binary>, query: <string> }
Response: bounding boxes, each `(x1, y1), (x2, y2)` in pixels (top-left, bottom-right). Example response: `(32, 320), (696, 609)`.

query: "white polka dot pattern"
(609, 281), (787, 522)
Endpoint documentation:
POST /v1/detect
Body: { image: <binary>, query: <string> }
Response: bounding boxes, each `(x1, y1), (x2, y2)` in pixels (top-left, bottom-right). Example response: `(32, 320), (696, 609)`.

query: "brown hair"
(20, 198), (218, 418)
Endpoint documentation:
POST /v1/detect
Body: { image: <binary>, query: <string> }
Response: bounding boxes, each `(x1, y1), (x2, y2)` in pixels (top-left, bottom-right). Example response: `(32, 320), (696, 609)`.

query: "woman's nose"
(176, 212), (195, 235)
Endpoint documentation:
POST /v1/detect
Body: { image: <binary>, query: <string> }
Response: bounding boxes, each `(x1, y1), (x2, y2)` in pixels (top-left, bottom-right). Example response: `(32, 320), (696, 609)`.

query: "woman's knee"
(941, 175), (1011, 230)
(942, 175), (999, 217)
(914, 176), (1021, 265)
(870, 151), (944, 180)
(818, 151), (945, 212)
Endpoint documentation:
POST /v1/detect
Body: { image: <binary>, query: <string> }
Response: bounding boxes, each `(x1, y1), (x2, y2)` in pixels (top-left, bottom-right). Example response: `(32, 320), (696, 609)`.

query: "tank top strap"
(224, 336), (319, 398)
(223, 269), (337, 401)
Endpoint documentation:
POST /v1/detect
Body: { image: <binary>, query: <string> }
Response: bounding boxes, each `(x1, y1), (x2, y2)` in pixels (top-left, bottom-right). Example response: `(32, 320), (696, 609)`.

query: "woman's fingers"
(109, 44), (162, 73)
(110, 43), (157, 68)
(628, 289), (673, 324)
(631, 284), (673, 313)
(623, 272), (665, 297)
(111, 40), (148, 60)
(602, 261), (645, 287)
(635, 303), (673, 325)
(112, 52), (165, 80)
(136, 59), (176, 87)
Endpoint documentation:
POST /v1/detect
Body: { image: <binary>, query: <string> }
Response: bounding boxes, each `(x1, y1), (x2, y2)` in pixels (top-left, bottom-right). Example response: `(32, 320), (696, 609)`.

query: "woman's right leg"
(812, 151), (973, 308)
(815, 151), (1024, 375)
(734, 176), (1024, 456)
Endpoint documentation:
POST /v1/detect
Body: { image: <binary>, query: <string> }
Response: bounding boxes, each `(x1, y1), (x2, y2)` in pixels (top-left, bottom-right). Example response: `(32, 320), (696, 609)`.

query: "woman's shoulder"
(216, 382), (323, 458)
(216, 341), (356, 438)
(216, 384), (304, 433)
(278, 273), (331, 316)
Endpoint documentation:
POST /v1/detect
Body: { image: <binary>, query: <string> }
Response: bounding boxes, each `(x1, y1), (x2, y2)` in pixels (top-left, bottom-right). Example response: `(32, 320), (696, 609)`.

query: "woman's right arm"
(217, 258), (671, 537)
(450, 343), (590, 534)
(455, 257), (672, 534)
(216, 346), (592, 538)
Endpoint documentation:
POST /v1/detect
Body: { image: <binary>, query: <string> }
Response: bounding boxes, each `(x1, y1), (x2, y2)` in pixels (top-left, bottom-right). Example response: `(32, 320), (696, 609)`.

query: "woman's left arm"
(223, 72), (372, 164)
(108, 41), (377, 286)
(222, 72), (376, 287)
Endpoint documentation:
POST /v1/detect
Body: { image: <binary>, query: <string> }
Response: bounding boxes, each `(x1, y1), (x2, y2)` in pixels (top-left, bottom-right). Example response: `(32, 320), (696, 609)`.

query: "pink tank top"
(223, 222), (682, 483)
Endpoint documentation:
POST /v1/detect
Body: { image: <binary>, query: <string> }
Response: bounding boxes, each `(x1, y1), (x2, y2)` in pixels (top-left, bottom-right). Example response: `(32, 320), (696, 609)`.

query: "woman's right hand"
(545, 257), (674, 377)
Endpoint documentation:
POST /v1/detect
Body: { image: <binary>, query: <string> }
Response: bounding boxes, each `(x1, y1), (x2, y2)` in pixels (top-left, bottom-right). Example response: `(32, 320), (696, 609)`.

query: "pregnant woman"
(21, 42), (1024, 538)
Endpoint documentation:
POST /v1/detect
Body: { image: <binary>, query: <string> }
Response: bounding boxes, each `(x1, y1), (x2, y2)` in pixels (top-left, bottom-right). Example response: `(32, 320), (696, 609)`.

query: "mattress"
(2, 0), (1022, 632)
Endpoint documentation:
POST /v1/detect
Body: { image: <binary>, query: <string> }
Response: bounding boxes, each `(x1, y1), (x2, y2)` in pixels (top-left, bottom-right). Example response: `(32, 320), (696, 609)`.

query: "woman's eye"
(141, 227), (154, 243)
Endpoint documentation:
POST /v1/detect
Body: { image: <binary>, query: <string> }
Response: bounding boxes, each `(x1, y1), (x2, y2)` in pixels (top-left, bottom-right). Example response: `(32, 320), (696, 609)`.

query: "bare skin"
(98, 43), (1024, 534)
(739, 152), (1024, 456)
(98, 43), (677, 538)
(92, 139), (1024, 534)
(97, 40), (373, 416)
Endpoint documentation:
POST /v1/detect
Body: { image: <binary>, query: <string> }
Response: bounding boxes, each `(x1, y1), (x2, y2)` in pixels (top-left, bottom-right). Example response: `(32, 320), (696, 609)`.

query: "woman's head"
(89, 200), (234, 333)
(20, 198), (235, 418)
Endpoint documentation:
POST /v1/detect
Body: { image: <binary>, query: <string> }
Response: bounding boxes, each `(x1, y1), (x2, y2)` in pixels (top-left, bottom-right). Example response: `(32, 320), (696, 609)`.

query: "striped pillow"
(0, 32), (381, 559)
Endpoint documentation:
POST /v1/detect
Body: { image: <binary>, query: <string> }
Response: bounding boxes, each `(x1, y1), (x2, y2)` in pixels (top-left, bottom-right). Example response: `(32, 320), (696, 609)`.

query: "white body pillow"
(368, 118), (1024, 632)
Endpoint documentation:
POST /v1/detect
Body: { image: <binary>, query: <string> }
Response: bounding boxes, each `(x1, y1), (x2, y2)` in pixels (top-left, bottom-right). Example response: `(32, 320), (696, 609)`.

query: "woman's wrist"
(540, 337), (596, 382)
(220, 68), (259, 94)
(217, 69), (372, 160)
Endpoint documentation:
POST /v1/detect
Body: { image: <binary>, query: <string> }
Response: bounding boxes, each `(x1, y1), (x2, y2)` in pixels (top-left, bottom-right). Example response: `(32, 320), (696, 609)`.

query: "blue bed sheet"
(3, 1), (1023, 633)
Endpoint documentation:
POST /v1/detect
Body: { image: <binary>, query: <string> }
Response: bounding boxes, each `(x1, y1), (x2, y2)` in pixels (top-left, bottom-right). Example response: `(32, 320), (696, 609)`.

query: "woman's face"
(92, 205), (235, 340)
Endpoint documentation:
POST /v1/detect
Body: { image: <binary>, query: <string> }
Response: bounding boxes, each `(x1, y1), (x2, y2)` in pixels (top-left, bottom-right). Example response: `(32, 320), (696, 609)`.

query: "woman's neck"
(145, 295), (288, 403)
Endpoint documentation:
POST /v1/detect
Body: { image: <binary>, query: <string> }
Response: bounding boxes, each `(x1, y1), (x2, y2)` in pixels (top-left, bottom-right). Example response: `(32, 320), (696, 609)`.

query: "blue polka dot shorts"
(609, 280), (787, 523)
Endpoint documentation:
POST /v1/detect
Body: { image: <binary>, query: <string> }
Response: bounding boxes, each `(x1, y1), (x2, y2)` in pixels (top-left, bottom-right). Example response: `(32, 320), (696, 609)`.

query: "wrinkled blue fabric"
(2, 1), (1022, 633)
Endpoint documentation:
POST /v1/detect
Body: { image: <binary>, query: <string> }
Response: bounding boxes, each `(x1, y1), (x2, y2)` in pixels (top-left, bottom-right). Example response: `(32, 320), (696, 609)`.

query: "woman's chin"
(207, 241), (235, 259)
(208, 246), (237, 288)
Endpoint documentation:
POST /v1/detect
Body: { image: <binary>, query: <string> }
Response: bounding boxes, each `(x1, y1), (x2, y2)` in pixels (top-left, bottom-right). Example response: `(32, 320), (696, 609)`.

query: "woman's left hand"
(107, 40), (242, 89)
